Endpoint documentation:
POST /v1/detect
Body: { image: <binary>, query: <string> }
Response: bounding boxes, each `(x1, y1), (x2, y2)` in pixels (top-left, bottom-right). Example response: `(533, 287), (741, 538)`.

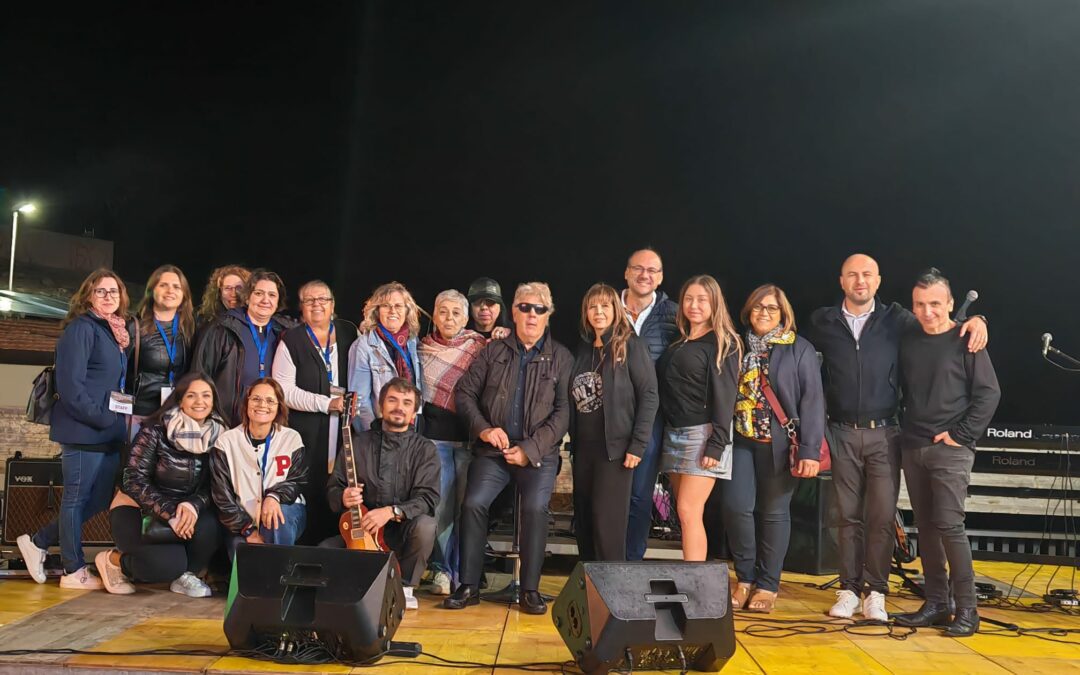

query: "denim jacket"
(347, 330), (423, 432)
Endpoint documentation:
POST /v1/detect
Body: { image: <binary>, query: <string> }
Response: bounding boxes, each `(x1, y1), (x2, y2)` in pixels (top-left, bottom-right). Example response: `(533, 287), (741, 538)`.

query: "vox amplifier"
(2, 457), (112, 546)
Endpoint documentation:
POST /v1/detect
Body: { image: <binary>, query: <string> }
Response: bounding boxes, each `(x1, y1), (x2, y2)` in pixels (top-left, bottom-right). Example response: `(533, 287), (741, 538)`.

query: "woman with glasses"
(211, 378), (308, 557)
(724, 284), (825, 614)
(272, 280), (358, 543)
(194, 269), (293, 426)
(17, 269), (133, 590)
(194, 265), (250, 342)
(348, 282), (423, 433)
(656, 275), (742, 566)
(569, 283), (658, 562)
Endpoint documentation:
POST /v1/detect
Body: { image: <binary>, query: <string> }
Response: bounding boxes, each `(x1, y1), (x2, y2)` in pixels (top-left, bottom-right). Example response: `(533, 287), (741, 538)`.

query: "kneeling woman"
(211, 378), (308, 556)
(97, 373), (227, 596)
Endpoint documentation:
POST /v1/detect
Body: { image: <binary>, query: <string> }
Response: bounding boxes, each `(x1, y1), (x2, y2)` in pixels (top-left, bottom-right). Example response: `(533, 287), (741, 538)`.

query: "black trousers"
(829, 423), (902, 595)
(110, 505), (220, 583)
(319, 514), (437, 587)
(459, 453), (558, 591)
(902, 443), (976, 609)
(573, 444), (633, 562)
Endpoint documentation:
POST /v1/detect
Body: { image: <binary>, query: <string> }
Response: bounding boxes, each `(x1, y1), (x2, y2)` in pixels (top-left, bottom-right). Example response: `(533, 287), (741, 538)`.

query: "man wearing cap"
(466, 277), (510, 341)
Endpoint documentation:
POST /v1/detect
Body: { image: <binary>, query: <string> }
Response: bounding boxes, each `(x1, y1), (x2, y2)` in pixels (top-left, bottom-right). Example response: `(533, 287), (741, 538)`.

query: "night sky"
(3, 1), (1079, 424)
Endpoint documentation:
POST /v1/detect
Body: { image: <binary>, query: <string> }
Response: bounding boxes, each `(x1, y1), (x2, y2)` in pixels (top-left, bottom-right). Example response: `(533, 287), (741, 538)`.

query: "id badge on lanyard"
(110, 349), (133, 414)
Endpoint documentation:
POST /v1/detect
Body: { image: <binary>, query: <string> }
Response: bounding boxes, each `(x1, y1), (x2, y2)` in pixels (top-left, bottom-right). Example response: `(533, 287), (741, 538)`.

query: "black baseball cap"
(467, 277), (504, 305)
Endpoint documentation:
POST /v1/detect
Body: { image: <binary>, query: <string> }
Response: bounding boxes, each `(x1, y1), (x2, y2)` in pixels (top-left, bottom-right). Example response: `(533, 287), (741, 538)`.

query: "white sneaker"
(170, 572), (212, 598)
(862, 591), (888, 622)
(60, 566), (103, 590)
(16, 534), (47, 584)
(403, 585), (418, 610)
(828, 589), (861, 618)
(431, 571), (451, 595)
(94, 550), (135, 595)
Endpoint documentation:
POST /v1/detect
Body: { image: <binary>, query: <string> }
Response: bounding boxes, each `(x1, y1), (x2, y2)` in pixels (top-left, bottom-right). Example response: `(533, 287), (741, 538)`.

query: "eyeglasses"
(301, 296), (333, 306)
(220, 284), (243, 295)
(628, 265), (663, 276)
(751, 304), (782, 316)
(472, 299), (497, 308)
(516, 303), (550, 315)
(250, 396), (279, 407)
(93, 288), (121, 298)
(380, 303), (406, 314)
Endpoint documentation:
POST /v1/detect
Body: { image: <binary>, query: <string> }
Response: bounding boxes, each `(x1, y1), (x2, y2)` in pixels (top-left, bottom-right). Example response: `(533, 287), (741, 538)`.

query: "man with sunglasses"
(446, 282), (572, 615)
(806, 254), (987, 623)
(620, 248), (678, 561)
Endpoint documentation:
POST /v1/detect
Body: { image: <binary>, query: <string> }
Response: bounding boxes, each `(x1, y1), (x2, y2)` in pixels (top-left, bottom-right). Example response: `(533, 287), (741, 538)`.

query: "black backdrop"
(2, 1), (1079, 423)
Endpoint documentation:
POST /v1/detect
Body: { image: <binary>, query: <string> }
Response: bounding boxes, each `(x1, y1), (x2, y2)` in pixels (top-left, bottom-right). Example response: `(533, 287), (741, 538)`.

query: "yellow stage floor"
(0, 558), (1077, 674)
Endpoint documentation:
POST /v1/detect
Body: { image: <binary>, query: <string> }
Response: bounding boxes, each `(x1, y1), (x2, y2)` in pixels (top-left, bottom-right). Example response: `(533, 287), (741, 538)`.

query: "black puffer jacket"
(127, 321), (192, 416)
(123, 423), (212, 522)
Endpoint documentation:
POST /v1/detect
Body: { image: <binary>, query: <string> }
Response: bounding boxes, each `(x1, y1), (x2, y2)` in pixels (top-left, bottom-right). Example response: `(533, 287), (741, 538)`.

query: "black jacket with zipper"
(123, 423), (212, 521)
(568, 334), (659, 461)
(455, 330), (573, 466)
(127, 321), (192, 416)
(806, 298), (919, 423)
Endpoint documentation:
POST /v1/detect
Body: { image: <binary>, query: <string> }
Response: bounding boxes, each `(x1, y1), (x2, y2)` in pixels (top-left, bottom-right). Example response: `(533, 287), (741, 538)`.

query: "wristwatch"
(391, 505), (404, 521)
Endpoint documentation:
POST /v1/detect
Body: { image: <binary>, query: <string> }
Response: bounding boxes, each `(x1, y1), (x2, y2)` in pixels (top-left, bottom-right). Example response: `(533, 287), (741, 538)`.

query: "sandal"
(746, 589), (778, 614)
(731, 582), (753, 610)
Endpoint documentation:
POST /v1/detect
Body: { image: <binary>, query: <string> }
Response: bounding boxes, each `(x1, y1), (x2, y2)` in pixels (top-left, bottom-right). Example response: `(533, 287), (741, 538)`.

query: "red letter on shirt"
(274, 455), (291, 477)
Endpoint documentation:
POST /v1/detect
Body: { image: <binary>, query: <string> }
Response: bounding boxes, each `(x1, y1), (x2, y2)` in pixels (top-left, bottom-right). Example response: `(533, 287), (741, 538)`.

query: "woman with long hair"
(724, 284), (825, 614)
(97, 373), (227, 597)
(128, 265), (195, 425)
(18, 269), (132, 589)
(656, 275), (742, 563)
(348, 281), (423, 433)
(568, 283), (658, 561)
(196, 264), (251, 327)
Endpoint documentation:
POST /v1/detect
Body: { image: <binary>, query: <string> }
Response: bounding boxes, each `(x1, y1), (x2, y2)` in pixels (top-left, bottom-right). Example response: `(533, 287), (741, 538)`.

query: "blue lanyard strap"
(257, 429), (275, 477)
(377, 325), (413, 374)
(306, 324), (335, 384)
(119, 348), (127, 391)
(246, 317), (271, 376)
(154, 315), (180, 386)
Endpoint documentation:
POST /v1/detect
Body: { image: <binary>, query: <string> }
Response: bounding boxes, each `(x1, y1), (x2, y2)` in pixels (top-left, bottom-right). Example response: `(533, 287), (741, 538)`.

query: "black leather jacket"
(123, 423), (212, 522)
(127, 321), (192, 416)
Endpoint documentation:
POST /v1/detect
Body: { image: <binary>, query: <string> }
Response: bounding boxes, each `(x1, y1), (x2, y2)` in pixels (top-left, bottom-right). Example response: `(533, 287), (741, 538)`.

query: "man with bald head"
(807, 253), (987, 622)
(621, 248), (678, 560)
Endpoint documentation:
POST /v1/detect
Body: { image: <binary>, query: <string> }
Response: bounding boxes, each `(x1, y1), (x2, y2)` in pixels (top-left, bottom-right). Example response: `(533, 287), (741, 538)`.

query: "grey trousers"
(902, 443), (976, 609)
(829, 424), (902, 595)
(321, 514), (437, 587)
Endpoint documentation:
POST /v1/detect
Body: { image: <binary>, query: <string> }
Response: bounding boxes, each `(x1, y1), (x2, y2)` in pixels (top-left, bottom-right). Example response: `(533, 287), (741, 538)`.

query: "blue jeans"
(226, 501), (307, 559)
(430, 441), (472, 585)
(33, 446), (120, 574)
(625, 415), (665, 560)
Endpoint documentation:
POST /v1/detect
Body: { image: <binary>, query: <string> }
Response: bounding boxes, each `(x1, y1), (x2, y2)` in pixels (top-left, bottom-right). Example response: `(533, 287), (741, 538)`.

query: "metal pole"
(8, 210), (18, 292)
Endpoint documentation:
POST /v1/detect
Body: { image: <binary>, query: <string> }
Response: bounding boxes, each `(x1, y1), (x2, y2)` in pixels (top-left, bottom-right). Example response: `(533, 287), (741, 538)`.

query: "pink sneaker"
(95, 550), (135, 595)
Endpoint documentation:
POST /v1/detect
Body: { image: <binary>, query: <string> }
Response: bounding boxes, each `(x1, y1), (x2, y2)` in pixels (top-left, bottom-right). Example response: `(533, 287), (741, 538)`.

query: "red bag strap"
(758, 370), (798, 442)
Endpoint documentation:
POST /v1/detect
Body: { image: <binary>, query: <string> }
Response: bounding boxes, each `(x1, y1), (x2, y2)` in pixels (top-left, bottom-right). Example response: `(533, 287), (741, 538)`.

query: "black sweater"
(656, 333), (739, 460)
(899, 324), (1000, 450)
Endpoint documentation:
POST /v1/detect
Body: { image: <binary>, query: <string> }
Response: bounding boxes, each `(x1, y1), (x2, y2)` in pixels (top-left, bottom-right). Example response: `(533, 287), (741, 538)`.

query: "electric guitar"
(338, 392), (388, 551)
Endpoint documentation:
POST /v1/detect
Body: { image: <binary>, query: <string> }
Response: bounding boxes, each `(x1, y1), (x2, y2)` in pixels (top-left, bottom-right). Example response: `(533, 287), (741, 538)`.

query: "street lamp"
(10, 203), (36, 292)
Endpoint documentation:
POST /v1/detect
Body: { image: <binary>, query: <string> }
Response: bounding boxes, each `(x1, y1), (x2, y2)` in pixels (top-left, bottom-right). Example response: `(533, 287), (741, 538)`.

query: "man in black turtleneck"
(326, 378), (440, 588)
(891, 269), (1000, 638)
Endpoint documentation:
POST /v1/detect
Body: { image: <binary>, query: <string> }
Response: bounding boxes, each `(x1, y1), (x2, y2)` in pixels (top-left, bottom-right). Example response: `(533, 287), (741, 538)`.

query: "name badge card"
(109, 391), (134, 415)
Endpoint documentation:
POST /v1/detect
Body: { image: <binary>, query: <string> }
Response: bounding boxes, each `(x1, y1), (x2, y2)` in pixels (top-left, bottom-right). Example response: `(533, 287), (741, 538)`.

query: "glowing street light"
(10, 203), (36, 292)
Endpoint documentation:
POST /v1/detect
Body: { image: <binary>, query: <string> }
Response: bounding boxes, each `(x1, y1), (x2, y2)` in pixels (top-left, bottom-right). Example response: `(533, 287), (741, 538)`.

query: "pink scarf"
(92, 310), (131, 350)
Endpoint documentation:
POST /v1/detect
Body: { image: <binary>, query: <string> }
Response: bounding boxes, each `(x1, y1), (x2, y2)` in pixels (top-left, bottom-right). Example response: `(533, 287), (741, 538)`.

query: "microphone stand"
(1047, 344), (1080, 369)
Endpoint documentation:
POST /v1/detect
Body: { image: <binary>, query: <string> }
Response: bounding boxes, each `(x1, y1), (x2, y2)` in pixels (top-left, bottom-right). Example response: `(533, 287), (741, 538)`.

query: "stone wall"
(0, 407), (60, 485)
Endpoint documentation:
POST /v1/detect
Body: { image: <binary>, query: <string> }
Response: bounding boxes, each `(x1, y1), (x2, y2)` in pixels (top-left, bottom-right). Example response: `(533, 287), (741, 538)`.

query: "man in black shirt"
(891, 269), (1000, 637)
(807, 254), (987, 622)
(327, 378), (440, 588)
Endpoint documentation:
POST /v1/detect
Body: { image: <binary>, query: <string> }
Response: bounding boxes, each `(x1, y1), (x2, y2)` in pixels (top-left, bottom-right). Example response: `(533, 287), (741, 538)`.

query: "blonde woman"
(348, 282), (423, 432)
(656, 275), (742, 564)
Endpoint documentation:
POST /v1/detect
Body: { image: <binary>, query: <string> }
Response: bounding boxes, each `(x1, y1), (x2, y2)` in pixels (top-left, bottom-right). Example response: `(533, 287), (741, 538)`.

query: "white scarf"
(163, 407), (224, 455)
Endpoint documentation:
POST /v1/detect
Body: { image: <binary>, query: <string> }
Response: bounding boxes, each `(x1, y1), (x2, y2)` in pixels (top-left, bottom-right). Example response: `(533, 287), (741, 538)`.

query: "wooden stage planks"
(0, 562), (1078, 674)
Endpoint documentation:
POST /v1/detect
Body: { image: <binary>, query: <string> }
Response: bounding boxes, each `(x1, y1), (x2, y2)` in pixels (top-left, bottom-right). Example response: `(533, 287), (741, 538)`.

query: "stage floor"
(0, 558), (1077, 674)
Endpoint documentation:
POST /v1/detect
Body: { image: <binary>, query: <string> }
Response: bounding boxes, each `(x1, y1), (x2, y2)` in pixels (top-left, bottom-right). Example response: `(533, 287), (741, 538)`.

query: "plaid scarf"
(418, 329), (486, 411)
(734, 327), (795, 441)
(163, 407), (225, 455)
(377, 323), (415, 383)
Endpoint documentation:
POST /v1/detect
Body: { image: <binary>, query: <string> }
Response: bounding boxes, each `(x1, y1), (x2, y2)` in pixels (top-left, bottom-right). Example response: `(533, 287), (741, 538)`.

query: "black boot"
(443, 584), (479, 610)
(519, 590), (547, 615)
(943, 607), (980, 637)
(891, 602), (951, 627)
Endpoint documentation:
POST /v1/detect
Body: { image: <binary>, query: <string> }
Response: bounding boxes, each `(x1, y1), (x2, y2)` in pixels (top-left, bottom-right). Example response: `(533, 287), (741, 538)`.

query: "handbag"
(758, 372), (831, 476)
(26, 365), (58, 425)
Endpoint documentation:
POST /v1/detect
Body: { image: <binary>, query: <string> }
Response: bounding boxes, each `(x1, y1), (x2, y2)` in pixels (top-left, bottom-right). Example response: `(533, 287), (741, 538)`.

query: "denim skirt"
(659, 423), (732, 480)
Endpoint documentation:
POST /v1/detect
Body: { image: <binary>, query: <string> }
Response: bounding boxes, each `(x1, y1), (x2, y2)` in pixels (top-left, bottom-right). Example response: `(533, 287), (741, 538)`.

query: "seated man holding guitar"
(326, 378), (440, 588)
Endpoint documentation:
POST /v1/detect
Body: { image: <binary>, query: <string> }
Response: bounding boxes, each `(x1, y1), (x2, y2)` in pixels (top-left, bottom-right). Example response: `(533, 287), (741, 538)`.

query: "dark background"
(2, 1), (1078, 424)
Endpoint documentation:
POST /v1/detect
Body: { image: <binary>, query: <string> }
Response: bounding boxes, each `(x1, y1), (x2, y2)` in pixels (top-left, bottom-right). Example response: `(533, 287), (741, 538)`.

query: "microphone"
(1042, 333), (1053, 357)
(955, 290), (978, 322)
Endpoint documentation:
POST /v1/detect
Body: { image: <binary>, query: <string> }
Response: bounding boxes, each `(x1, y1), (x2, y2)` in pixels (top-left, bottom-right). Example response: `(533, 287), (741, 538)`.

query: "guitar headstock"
(342, 391), (357, 427)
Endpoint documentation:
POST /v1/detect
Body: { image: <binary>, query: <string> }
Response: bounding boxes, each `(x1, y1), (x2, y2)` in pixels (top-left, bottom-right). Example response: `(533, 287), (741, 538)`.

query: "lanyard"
(246, 317), (272, 376)
(306, 324), (335, 384)
(119, 348), (127, 391)
(256, 430), (275, 477)
(377, 325), (413, 375)
(154, 315), (180, 386)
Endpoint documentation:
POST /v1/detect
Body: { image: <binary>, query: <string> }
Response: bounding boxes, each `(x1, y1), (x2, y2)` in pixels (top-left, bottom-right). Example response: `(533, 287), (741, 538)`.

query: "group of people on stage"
(17, 248), (1000, 635)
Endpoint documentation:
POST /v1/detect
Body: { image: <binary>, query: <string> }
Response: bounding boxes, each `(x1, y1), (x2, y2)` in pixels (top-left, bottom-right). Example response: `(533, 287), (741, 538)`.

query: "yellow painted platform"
(0, 559), (1077, 674)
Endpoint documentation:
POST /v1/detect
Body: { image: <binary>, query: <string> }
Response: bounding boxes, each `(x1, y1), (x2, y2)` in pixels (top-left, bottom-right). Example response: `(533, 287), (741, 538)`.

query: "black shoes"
(891, 602), (951, 627)
(943, 607), (980, 637)
(520, 590), (547, 615)
(443, 584), (479, 609)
